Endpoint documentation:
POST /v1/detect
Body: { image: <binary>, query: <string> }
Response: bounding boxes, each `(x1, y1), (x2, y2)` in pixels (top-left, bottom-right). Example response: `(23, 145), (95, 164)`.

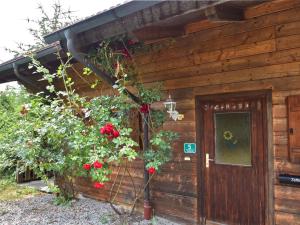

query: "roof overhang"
(0, 44), (61, 84)
(45, 0), (263, 48)
(0, 0), (266, 85)
(44, 0), (161, 44)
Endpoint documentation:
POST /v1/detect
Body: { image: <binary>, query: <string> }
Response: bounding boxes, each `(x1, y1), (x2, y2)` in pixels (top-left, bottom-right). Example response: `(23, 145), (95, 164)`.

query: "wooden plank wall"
(72, 0), (300, 224)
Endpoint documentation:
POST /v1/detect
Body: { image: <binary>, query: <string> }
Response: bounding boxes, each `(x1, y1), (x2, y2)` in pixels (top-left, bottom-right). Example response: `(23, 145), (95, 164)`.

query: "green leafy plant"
(1, 37), (178, 214)
(53, 194), (73, 207)
(0, 87), (32, 176)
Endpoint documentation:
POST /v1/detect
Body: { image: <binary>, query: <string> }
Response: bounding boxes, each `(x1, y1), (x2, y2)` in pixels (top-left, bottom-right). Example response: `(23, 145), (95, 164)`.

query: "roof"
(0, 0), (266, 85)
(44, 0), (161, 44)
(0, 44), (61, 83)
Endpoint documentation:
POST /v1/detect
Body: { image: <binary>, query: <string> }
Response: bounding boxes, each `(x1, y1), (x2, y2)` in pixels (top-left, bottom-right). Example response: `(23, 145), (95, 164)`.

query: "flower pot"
(144, 201), (152, 220)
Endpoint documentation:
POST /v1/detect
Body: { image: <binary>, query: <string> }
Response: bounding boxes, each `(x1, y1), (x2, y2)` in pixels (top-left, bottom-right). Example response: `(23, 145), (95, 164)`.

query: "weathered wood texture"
(287, 95), (300, 163)
(69, 1), (300, 224)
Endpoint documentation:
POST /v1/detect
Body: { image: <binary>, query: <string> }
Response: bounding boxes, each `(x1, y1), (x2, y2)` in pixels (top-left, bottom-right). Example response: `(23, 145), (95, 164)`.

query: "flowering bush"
(10, 39), (178, 209)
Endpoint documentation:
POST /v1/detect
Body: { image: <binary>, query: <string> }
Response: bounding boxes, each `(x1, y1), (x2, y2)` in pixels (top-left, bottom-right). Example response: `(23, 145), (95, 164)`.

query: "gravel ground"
(0, 194), (182, 225)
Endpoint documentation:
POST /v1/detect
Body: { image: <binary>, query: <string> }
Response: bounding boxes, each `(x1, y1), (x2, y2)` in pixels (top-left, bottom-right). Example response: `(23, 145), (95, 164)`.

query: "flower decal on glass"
(223, 130), (238, 149)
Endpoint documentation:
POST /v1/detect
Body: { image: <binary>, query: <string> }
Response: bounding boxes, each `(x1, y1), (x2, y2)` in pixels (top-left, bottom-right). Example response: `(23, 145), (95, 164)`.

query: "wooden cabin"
(1, 0), (300, 224)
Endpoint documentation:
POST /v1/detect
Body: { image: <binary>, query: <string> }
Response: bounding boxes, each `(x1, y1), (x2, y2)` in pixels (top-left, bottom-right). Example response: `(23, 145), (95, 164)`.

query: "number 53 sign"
(184, 143), (196, 154)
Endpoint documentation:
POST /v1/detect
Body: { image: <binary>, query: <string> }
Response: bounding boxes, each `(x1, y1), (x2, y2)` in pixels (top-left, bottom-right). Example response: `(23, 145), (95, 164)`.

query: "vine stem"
(109, 164), (122, 215)
(57, 53), (73, 106)
(130, 172), (155, 215)
(111, 161), (127, 204)
(126, 165), (137, 204)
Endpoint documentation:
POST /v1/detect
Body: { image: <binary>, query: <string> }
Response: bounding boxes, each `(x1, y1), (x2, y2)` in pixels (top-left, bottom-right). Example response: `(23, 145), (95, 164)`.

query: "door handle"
(206, 153), (214, 168)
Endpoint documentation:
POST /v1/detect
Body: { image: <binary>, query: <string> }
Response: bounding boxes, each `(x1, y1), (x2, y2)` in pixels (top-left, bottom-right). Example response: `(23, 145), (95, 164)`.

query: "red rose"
(100, 123), (120, 140)
(93, 160), (103, 169)
(140, 104), (150, 114)
(100, 123), (113, 135)
(112, 129), (120, 138)
(100, 127), (106, 134)
(148, 167), (156, 174)
(83, 164), (91, 170)
(104, 123), (114, 133)
(94, 182), (104, 189)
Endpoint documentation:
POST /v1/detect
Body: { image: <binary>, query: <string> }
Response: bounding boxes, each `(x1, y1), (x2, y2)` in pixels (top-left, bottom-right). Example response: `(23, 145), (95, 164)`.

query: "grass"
(0, 177), (39, 201)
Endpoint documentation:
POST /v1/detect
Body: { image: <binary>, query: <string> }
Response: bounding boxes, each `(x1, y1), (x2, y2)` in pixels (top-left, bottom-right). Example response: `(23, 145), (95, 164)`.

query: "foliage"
(1, 36), (178, 212)
(53, 194), (73, 207)
(8, 53), (140, 198)
(5, 2), (76, 56)
(87, 39), (179, 171)
(136, 83), (162, 104)
(144, 131), (179, 171)
(0, 87), (32, 176)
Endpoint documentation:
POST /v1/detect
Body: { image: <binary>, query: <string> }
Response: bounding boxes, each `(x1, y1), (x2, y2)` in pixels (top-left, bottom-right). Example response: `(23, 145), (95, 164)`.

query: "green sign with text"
(184, 143), (196, 154)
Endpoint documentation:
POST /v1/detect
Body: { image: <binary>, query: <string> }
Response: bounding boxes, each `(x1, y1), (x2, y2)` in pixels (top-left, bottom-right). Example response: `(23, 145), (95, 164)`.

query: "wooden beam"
(133, 26), (184, 42)
(205, 5), (244, 22)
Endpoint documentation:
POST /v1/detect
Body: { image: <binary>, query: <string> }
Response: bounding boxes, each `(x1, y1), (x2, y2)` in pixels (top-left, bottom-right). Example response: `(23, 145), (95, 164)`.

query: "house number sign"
(184, 143), (196, 154)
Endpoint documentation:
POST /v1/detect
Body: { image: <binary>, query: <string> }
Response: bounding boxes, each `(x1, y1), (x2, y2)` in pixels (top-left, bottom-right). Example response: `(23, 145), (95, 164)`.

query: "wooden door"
(197, 93), (267, 225)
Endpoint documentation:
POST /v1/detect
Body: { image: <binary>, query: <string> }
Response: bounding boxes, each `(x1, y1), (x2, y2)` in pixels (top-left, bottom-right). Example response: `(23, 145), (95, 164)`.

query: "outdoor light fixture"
(163, 94), (184, 121)
(163, 94), (176, 112)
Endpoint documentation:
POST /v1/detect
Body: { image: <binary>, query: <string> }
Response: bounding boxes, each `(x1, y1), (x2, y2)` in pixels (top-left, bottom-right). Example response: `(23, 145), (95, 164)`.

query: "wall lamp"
(163, 94), (184, 121)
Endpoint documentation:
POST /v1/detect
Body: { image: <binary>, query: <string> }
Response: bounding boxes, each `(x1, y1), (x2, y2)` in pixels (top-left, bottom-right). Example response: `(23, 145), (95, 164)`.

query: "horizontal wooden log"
(276, 34), (300, 51)
(189, 75), (300, 94)
(275, 198), (300, 215)
(274, 145), (289, 160)
(163, 62), (300, 90)
(141, 46), (300, 83)
(275, 160), (300, 174)
(276, 20), (300, 37)
(274, 131), (288, 145)
(151, 191), (197, 222)
(245, 0), (300, 19)
(275, 211), (300, 225)
(138, 39), (276, 75)
(163, 121), (195, 133)
(273, 118), (287, 132)
(137, 5), (300, 66)
(273, 105), (287, 118)
(136, 26), (275, 68)
(185, 19), (226, 34)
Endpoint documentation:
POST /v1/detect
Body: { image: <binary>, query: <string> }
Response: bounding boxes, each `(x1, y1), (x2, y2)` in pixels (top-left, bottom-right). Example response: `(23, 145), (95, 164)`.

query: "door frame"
(195, 90), (274, 225)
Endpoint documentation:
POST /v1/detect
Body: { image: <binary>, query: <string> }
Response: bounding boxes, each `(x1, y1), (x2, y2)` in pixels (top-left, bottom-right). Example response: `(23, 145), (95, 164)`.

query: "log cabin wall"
(69, 0), (300, 224)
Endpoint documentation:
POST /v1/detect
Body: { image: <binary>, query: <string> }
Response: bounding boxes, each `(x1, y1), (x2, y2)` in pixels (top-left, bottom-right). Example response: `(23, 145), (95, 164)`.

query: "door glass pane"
(214, 112), (251, 166)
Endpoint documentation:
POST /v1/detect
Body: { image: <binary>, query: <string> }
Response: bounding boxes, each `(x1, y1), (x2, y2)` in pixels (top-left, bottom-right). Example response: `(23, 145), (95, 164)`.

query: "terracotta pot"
(144, 201), (152, 220)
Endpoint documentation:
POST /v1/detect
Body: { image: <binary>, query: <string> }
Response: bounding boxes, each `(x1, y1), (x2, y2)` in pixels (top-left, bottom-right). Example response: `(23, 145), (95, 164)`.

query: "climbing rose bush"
(15, 40), (178, 199)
